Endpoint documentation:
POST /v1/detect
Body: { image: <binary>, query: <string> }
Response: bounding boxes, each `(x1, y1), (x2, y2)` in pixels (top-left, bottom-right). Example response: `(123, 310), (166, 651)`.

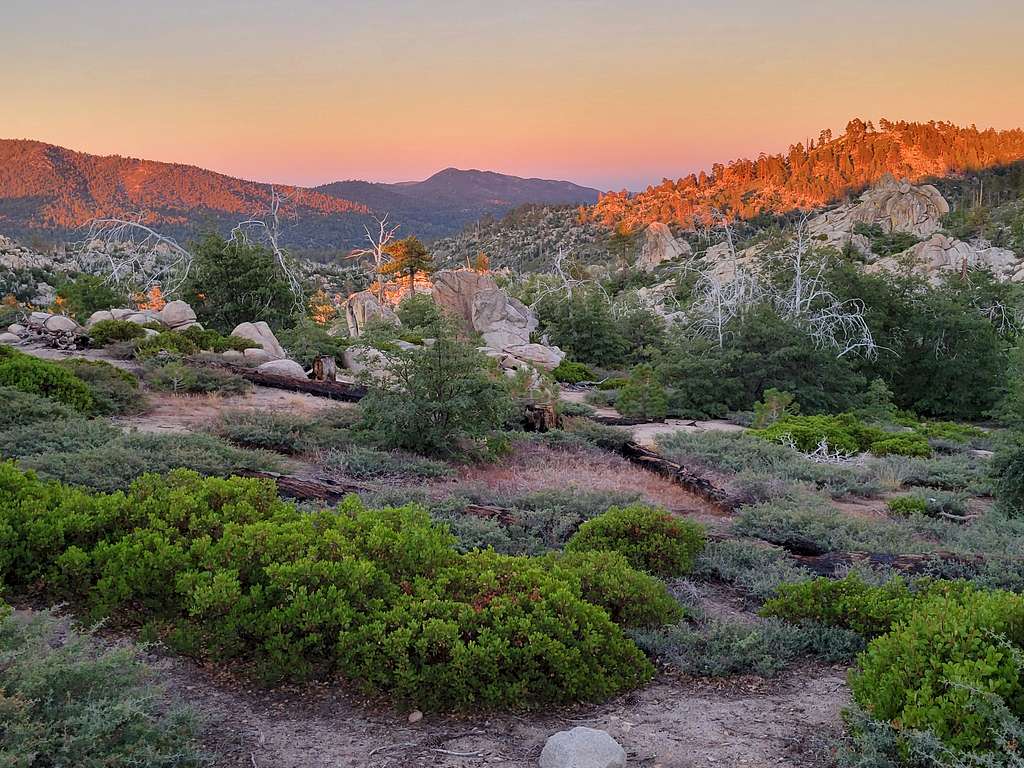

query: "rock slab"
(538, 727), (626, 768)
(231, 321), (286, 359)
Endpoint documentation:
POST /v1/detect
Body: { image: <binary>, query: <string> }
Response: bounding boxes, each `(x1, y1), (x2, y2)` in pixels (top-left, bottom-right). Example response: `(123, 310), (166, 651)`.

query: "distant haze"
(3, 1), (1024, 190)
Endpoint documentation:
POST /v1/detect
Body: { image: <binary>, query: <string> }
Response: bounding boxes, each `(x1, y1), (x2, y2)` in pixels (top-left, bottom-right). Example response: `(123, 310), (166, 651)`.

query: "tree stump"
(313, 355), (337, 382)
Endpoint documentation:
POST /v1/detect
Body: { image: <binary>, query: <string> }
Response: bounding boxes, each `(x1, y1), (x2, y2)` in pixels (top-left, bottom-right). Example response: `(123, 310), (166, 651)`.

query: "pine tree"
(381, 236), (435, 288)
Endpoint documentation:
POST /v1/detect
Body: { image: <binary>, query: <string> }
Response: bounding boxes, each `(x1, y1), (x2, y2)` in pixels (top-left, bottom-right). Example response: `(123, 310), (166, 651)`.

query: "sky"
(3, 0), (1024, 191)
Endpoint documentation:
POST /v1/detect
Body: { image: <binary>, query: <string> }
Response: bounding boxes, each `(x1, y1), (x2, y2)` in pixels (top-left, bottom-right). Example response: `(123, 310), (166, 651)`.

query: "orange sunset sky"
(4, 0), (1024, 190)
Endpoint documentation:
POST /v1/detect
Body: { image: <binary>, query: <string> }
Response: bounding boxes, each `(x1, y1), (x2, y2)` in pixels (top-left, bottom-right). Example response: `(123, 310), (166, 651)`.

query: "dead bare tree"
(230, 188), (305, 312)
(349, 213), (400, 299)
(77, 216), (194, 294)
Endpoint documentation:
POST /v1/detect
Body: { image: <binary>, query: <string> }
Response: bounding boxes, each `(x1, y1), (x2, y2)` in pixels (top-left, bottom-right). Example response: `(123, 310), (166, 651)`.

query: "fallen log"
(234, 470), (370, 502)
(617, 441), (740, 512)
(232, 369), (368, 401)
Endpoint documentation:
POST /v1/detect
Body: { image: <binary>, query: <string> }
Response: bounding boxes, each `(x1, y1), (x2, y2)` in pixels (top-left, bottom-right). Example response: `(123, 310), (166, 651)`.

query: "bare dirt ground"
(150, 648), (847, 768)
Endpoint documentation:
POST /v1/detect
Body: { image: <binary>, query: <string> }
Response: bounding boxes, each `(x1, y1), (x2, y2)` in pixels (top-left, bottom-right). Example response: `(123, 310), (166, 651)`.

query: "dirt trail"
(154, 650), (847, 768)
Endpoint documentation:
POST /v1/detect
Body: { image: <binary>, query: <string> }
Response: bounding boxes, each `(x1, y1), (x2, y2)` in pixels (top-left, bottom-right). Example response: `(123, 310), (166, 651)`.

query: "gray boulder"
(342, 345), (392, 378)
(243, 347), (275, 365)
(159, 300), (198, 330)
(344, 291), (399, 338)
(538, 727), (626, 768)
(85, 310), (115, 327)
(231, 321), (286, 359)
(7, 324), (25, 335)
(638, 222), (691, 272)
(0, 332), (22, 345)
(44, 314), (81, 333)
(256, 359), (308, 379)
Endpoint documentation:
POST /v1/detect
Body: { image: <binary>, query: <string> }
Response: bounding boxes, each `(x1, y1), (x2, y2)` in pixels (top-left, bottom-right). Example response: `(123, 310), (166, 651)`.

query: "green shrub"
(597, 377), (628, 391)
(694, 539), (810, 602)
(275, 317), (351, 369)
(546, 550), (684, 629)
(993, 440), (1024, 518)
(395, 293), (442, 330)
(1, 418), (120, 460)
(0, 466), (655, 709)
(0, 386), (75, 430)
(87, 319), (147, 347)
(143, 359), (252, 396)
(565, 504), (705, 577)
(869, 433), (932, 458)
(358, 320), (514, 457)
(321, 446), (452, 480)
(337, 549), (653, 708)
(850, 590), (1024, 751)
(615, 364), (668, 421)
(59, 358), (144, 415)
(213, 409), (319, 454)
(0, 348), (95, 412)
(634, 616), (863, 678)
(20, 432), (278, 492)
(752, 388), (798, 429)
(551, 360), (594, 384)
(133, 326), (255, 359)
(887, 495), (929, 516)
(0, 609), (207, 767)
(55, 275), (127, 323)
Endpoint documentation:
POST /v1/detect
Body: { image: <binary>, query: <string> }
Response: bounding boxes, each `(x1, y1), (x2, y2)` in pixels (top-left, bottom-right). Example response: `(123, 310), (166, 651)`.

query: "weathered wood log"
(223, 364), (367, 401)
(617, 441), (740, 511)
(234, 470), (369, 502)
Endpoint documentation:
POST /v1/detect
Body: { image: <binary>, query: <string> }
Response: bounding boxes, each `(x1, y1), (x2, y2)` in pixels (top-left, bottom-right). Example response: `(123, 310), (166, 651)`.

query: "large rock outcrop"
(342, 291), (399, 338)
(431, 269), (564, 370)
(637, 222), (691, 272)
(868, 234), (1023, 283)
(231, 321), (286, 360)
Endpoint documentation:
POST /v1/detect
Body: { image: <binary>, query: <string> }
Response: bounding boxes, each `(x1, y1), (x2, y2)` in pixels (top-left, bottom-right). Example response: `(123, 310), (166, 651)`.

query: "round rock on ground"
(0, 332), (22, 345)
(256, 359), (308, 379)
(538, 727), (626, 768)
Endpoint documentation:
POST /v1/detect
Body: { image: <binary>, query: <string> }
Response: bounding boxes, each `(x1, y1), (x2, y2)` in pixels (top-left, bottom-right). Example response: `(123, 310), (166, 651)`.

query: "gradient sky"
(4, 0), (1024, 191)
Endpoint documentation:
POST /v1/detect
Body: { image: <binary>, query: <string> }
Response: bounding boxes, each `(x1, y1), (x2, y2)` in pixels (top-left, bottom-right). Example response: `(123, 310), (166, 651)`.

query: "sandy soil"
(151, 649), (847, 768)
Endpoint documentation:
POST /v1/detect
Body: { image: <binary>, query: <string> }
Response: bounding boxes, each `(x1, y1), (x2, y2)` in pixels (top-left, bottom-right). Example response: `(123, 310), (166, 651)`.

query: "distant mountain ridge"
(0, 139), (600, 249)
(587, 119), (1024, 230)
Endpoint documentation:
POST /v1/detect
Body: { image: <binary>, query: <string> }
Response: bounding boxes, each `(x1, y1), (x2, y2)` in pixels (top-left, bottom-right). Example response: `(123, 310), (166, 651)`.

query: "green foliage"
(0, 466), (657, 709)
(87, 319), (146, 347)
(850, 590), (1024, 751)
(55, 275), (127, 323)
(58, 359), (144, 415)
(887, 495), (929, 516)
(853, 378), (899, 422)
(694, 539), (810, 603)
(1, 418), (120, 460)
(20, 432), (278, 492)
(752, 388), (798, 429)
(615, 364), (668, 421)
(993, 439), (1024, 518)
(536, 288), (628, 367)
(320, 446), (452, 480)
(358, 321), (514, 457)
(752, 413), (932, 458)
(551, 360), (594, 384)
(852, 221), (921, 257)
(546, 550), (684, 629)
(565, 504), (706, 577)
(0, 610), (207, 767)
(395, 293), (442, 330)
(275, 317), (351, 369)
(182, 232), (297, 333)
(380, 236), (435, 284)
(133, 326), (255, 359)
(0, 386), (76, 430)
(0, 347), (95, 412)
(634, 616), (863, 678)
(143, 359), (252, 396)
(212, 409), (328, 454)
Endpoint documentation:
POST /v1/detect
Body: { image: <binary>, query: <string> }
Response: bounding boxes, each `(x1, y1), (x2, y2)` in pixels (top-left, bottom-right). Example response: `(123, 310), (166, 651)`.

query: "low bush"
(634, 616), (863, 678)
(694, 539), (810, 603)
(134, 327), (255, 359)
(886, 495), (928, 516)
(615, 364), (668, 421)
(0, 608), (207, 767)
(887, 490), (969, 518)
(321, 446), (452, 480)
(565, 504), (705, 577)
(0, 386), (75, 430)
(546, 550), (685, 629)
(0, 347), (95, 412)
(994, 440), (1024, 518)
(213, 409), (320, 454)
(276, 317), (351, 369)
(143, 359), (252, 396)
(59, 358), (144, 415)
(55, 275), (127, 323)
(0, 466), (662, 709)
(751, 413), (932, 458)
(850, 590), (1024, 751)
(551, 360), (594, 384)
(1, 418), (120, 460)
(87, 319), (147, 347)
(20, 432), (278, 492)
